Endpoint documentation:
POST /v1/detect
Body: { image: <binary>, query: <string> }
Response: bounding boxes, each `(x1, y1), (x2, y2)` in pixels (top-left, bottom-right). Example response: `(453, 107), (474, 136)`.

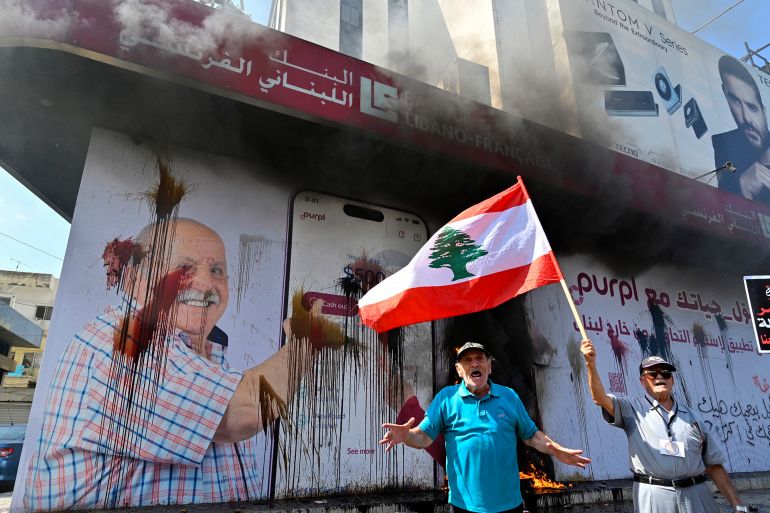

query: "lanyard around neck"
(646, 396), (678, 438)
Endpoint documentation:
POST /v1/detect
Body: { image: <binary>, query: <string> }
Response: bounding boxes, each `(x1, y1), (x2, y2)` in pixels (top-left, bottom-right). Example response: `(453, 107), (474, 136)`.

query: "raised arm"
(215, 317), (337, 442)
(580, 339), (614, 418)
(523, 431), (591, 468)
(214, 345), (291, 442)
(379, 417), (434, 451)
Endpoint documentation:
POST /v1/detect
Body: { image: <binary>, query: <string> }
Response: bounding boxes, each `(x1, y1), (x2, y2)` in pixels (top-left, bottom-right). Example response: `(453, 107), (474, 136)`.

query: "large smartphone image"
(273, 191), (435, 497)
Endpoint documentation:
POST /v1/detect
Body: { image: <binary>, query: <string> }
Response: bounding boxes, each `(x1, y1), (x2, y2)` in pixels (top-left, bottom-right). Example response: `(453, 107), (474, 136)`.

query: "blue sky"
(0, 0), (767, 278)
(672, 0), (767, 58)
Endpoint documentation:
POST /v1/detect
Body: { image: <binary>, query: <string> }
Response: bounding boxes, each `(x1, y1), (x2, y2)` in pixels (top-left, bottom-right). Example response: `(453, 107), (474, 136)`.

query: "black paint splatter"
(277, 255), (414, 497)
(98, 156), (189, 507)
(235, 234), (271, 313)
(634, 300), (692, 407)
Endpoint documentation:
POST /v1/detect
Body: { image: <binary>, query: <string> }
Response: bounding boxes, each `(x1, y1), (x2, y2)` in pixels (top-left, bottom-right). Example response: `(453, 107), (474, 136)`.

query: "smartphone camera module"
(683, 98), (708, 138)
(652, 67), (682, 115)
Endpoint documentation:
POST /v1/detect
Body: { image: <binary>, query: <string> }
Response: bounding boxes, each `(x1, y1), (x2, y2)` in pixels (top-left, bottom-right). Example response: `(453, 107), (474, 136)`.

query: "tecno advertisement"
(558, 0), (770, 205)
(12, 129), (434, 511)
(526, 255), (770, 481)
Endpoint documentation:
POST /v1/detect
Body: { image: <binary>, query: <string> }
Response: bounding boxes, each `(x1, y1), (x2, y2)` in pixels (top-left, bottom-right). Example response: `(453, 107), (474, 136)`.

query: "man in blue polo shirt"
(379, 342), (590, 513)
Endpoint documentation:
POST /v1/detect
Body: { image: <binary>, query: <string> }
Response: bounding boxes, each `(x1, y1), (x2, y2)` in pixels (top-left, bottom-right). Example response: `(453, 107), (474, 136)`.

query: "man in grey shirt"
(581, 339), (747, 513)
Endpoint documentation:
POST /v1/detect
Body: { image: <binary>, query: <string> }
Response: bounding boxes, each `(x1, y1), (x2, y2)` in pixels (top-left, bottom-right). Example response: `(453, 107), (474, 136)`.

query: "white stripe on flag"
(358, 200), (551, 306)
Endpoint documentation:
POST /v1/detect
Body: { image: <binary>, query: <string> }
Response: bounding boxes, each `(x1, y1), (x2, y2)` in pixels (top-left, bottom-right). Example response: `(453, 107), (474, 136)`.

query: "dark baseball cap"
(456, 342), (492, 361)
(639, 356), (676, 374)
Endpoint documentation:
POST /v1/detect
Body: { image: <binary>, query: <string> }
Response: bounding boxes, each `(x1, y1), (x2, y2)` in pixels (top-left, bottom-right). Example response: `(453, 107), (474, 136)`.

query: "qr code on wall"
(608, 372), (626, 394)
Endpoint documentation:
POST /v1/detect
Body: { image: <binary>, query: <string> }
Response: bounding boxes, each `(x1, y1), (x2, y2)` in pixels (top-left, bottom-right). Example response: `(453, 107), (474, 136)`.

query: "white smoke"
(0, 0), (75, 38)
(115, 0), (268, 58)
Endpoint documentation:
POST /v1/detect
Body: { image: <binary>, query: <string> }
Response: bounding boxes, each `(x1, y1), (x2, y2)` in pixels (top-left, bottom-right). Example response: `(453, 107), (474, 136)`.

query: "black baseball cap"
(456, 342), (492, 361)
(639, 356), (676, 374)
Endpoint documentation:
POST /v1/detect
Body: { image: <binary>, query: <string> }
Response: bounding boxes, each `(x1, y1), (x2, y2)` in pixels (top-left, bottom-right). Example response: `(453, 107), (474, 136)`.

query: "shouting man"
(379, 342), (590, 513)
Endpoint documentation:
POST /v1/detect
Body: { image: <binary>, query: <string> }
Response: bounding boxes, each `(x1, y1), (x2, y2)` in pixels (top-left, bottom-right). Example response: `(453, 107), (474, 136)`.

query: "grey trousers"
(633, 481), (720, 513)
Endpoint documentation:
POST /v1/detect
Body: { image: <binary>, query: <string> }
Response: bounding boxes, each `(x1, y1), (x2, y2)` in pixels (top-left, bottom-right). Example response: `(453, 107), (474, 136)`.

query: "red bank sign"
(5, 0), (770, 246)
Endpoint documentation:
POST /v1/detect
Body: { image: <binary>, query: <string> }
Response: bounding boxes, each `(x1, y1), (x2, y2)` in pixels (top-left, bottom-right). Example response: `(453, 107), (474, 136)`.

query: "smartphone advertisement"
(275, 192), (435, 497)
(557, 0), (770, 205)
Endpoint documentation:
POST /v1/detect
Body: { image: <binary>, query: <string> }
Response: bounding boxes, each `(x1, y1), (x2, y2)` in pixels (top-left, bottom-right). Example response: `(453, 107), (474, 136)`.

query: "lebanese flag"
(358, 176), (563, 333)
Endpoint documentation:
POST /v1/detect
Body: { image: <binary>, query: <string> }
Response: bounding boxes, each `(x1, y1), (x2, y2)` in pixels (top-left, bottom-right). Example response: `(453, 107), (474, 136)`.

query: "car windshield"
(0, 426), (26, 441)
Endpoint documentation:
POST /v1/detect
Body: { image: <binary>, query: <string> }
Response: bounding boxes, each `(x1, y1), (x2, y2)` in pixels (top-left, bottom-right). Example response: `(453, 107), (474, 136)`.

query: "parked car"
(0, 425), (26, 485)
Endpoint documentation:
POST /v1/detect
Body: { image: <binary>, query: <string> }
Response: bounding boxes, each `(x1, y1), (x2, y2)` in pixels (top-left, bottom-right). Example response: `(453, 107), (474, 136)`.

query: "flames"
(519, 462), (571, 490)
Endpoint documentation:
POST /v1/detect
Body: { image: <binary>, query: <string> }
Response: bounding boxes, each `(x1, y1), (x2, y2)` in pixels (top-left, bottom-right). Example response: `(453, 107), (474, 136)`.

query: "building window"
(22, 352), (43, 378)
(651, 0), (667, 19)
(388, 0), (409, 60)
(341, 4), (360, 26)
(0, 296), (12, 306)
(34, 305), (53, 320)
(340, 0), (363, 59)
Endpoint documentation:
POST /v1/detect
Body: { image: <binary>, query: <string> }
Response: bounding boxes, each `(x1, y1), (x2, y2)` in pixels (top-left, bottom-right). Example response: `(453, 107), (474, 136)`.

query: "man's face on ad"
(172, 222), (229, 338)
(723, 74), (769, 150)
(134, 220), (229, 338)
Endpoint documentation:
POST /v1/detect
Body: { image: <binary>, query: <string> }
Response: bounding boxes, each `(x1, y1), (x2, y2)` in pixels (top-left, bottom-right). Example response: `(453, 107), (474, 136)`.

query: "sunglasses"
(643, 370), (673, 379)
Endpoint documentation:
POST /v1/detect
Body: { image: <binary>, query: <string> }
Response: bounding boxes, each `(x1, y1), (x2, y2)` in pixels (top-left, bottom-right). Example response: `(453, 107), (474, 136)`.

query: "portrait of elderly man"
(581, 339), (747, 513)
(25, 218), (291, 511)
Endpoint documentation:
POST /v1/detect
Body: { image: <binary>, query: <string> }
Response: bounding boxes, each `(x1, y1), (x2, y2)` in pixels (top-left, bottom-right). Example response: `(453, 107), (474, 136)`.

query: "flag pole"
(516, 176), (588, 341)
(560, 279), (588, 340)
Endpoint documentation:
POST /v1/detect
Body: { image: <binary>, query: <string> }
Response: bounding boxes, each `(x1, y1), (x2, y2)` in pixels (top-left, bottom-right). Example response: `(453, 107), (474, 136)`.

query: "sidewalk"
(0, 492), (12, 513)
(716, 488), (770, 512)
(0, 474), (767, 513)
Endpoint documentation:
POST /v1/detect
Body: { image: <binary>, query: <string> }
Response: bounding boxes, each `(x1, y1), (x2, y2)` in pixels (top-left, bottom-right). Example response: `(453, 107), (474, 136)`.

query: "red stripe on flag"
(359, 252), (562, 333)
(449, 181), (528, 224)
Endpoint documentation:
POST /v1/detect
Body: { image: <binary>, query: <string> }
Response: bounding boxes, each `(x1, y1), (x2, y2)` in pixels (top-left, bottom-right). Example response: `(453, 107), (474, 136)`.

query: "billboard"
(743, 276), (770, 353)
(557, 0), (770, 204)
(6, 0), (770, 248)
(13, 129), (435, 511)
(526, 255), (769, 481)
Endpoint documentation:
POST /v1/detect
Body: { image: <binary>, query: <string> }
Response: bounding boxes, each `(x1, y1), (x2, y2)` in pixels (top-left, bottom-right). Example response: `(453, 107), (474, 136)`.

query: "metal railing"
(741, 41), (770, 75)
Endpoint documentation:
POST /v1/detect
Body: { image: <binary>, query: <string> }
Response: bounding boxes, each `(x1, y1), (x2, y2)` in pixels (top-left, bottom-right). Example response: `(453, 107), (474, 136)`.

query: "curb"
(31, 472), (770, 513)
(727, 473), (770, 492)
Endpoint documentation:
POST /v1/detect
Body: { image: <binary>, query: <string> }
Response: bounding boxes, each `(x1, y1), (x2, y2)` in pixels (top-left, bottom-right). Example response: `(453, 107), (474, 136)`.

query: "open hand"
(546, 440), (591, 468)
(379, 417), (415, 452)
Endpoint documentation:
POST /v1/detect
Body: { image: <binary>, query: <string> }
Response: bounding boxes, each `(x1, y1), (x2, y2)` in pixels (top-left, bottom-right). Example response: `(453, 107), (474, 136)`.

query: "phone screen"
(273, 192), (435, 497)
(563, 31), (626, 86)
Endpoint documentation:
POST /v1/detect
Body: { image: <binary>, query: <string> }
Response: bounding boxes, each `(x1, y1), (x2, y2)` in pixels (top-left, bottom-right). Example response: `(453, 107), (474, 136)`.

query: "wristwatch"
(734, 505), (748, 512)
